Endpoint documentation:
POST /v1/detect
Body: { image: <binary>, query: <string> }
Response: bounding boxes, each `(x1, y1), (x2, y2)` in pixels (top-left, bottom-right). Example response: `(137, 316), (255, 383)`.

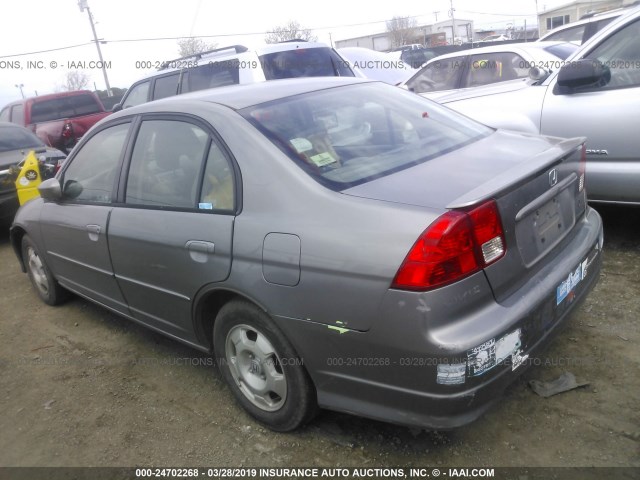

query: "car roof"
(148, 41), (339, 78)
(539, 4), (639, 40)
(424, 41), (573, 61)
(563, 4), (640, 60)
(3, 90), (96, 106)
(109, 77), (371, 117)
(0, 121), (24, 128)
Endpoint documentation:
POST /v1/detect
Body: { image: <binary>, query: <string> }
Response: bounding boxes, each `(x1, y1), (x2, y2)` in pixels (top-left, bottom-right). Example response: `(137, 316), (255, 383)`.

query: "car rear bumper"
(275, 207), (603, 429)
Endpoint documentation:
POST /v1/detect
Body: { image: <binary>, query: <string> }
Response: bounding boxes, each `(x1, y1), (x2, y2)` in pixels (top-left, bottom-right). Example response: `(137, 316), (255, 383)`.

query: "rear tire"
(214, 300), (317, 431)
(21, 235), (68, 306)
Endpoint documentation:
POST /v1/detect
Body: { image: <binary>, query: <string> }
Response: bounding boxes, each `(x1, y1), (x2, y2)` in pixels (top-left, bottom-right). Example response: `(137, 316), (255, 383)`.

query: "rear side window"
(62, 123), (130, 203)
(243, 82), (490, 190)
(30, 94), (103, 123)
(152, 73), (180, 100)
(182, 61), (240, 93)
(0, 107), (10, 122)
(260, 48), (354, 79)
(11, 104), (25, 125)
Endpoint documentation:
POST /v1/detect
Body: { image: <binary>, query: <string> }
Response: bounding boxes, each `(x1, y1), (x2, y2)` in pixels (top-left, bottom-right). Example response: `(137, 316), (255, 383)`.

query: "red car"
(0, 90), (111, 153)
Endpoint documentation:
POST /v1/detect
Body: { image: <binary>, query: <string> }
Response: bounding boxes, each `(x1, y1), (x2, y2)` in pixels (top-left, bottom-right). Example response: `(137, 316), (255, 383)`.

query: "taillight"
(578, 144), (586, 193)
(62, 122), (74, 139)
(392, 200), (506, 291)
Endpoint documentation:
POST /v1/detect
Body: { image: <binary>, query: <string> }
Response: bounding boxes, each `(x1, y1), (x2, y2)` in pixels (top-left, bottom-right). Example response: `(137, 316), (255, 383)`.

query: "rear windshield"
(242, 82), (491, 190)
(543, 42), (579, 59)
(260, 48), (355, 80)
(30, 94), (103, 123)
(0, 125), (44, 152)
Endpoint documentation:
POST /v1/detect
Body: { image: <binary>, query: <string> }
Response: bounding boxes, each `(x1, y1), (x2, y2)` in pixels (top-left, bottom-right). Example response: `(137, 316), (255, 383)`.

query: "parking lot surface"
(0, 205), (638, 468)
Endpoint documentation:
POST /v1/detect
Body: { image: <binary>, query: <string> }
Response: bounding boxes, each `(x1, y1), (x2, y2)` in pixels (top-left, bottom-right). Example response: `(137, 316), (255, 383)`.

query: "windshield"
(0, 125), (44, 152)
(260, 48), (355, 79)
(242, 82), (491, 190)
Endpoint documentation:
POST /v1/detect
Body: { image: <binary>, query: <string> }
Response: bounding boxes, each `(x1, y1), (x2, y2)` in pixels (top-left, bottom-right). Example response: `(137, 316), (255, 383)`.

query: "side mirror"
(112, 103), (123, 112)
(63, 179), (84, 199)
(529, 66), (550, 82)
(38, 178), (62, 201)
(557, 59), (610, 91)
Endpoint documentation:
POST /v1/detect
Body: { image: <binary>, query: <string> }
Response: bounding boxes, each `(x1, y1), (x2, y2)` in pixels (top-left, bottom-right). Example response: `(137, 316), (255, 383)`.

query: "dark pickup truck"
(0, 90), (110, 153)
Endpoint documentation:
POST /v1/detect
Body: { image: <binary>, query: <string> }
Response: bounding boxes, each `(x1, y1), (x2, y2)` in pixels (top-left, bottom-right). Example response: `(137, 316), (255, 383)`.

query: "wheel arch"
(9, 226), (27, 272)
(192, 287), (269, 353)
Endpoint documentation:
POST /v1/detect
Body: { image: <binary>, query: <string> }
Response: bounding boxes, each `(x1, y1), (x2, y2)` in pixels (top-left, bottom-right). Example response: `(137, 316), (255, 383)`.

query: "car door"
(107, 116), (236, 342)
(460, 52), (530, 88)
(404, 55), (465, 94)
(121, 80), (151, 109)
(40, 121), (132, 313)
(540, 17), (640, 203)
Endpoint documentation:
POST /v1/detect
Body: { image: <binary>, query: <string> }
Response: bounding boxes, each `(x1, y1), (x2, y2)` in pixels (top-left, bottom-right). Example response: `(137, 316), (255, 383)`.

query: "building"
(537, 0), (633, 36)
(334, 33), (392, 51)
(431, 19), (475, 44)
(335, 19), (474, 51)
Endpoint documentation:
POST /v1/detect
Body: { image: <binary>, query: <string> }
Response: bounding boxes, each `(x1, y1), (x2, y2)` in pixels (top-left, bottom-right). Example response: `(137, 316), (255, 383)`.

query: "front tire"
(21, 235), (68, 306)
(214, 300), (317, 431)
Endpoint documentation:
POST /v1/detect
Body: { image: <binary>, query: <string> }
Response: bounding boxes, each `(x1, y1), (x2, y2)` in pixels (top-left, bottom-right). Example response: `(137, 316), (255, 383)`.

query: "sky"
(0, 0), (570, 108)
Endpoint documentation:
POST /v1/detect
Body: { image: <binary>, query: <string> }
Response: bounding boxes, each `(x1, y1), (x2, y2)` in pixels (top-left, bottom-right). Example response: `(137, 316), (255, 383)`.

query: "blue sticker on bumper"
(556, 244), (599, 306)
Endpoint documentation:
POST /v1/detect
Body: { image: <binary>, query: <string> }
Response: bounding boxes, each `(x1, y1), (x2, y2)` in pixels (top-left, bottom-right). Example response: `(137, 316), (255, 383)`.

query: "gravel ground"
(0, 205), (638, 471)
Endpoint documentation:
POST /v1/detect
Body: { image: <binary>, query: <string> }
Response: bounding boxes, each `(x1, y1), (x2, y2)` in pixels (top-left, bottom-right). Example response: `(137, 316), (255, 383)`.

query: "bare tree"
(386, 16), (419, 49)
(177, 37), (217, 57)
(265, 20), (317, 44)
(60, 70), (91, 91)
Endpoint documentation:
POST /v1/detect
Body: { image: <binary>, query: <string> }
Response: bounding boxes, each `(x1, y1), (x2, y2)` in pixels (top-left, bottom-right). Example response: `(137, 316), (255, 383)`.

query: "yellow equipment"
(15, 151), (42, 205)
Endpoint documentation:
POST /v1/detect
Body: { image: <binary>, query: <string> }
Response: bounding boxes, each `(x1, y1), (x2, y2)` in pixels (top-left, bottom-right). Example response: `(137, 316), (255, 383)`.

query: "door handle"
(86, 224), (101, 242)
(186, 240), (215, 263)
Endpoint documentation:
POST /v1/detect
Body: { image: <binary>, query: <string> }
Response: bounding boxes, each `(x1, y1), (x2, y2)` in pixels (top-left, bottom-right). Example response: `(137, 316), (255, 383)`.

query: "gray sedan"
(10, 78), (603, 431)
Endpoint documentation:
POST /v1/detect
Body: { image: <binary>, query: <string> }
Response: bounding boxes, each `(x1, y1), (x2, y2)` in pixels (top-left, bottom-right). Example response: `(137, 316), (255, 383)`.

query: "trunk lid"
(344, 129), (587, 300)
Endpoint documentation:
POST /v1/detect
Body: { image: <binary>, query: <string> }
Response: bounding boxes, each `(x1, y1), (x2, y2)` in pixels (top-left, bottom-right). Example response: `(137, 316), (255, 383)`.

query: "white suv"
(114, 41), (354, 111)
(538, 8), (627, 45)
(431, 6), (640, 205)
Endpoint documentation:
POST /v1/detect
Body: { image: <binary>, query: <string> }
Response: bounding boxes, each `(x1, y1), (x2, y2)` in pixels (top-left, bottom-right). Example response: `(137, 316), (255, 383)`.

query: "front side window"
(405, 58), (460, 93)
(0, 107), (10, 122)
(243, 83), (491, 190)
(585, 18), (640, 89)
(62, 123), (130, 203)
(123, 81), (150, 108)
(125, 120), (210, 209)
(11, 104), (25, 125)
(462, 52), (529, 88)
